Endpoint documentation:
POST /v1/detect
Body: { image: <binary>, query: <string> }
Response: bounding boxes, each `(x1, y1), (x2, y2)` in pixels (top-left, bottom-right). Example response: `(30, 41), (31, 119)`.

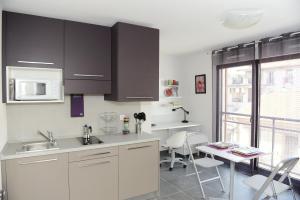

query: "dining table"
(196, 144), (268, 200)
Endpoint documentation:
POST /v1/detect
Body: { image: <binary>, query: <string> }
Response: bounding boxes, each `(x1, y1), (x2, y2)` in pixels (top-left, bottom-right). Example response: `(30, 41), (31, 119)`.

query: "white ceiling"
(3, 0), (300, 55)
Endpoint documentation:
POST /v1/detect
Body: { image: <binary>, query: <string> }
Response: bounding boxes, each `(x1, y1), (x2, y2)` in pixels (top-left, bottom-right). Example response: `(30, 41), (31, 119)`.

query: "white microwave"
(14, 79), (61, 101)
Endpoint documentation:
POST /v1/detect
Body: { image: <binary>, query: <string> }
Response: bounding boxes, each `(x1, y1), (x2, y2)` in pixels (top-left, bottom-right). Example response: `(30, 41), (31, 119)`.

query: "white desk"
(196, 145), (268, 200)
(152, 122), (202, 155)
(151, 122), (200, 131)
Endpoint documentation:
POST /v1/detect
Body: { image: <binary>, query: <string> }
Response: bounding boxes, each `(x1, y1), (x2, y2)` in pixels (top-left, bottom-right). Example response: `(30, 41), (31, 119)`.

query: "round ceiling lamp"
(221, 9), (264, 29)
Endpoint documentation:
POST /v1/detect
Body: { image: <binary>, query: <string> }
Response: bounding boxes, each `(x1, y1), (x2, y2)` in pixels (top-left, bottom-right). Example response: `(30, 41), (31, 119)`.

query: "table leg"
(229, 161), (235, 200)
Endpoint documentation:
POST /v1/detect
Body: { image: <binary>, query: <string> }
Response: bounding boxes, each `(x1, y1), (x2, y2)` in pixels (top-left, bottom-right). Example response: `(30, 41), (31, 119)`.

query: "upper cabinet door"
(4, 11), (64, 68)
(105, 22), (159, 101)
(64, 21), (111, 81)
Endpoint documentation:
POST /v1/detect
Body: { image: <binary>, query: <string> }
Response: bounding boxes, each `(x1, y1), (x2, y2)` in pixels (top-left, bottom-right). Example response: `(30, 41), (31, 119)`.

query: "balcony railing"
(222, 111), (300, 178)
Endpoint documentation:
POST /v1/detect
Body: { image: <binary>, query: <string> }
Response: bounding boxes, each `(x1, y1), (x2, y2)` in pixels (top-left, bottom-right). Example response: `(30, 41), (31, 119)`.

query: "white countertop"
(1, 133), (160, 160)
(151, 121), (200, 131)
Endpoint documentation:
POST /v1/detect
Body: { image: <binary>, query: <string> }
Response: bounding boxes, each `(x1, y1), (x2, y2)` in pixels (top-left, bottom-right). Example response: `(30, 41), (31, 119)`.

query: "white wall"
(0, 3), (8, 189)
(141, 54), (183, 133)
(177, 51), (213, 141)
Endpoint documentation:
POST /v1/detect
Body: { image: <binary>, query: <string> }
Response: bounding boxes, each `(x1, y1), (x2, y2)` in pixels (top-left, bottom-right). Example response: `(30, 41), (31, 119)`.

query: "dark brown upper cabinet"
(64, 21), (111, 94)
(104, 22), (159, 102)
(3, 11), (64, 68)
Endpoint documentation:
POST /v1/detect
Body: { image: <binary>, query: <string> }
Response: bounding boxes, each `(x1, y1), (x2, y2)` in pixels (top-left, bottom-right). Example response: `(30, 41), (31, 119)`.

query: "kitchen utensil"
(134, 112), (146, 134)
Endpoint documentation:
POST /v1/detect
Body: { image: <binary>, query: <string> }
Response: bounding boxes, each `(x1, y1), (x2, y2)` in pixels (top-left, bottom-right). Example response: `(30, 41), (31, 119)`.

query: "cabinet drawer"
(119, 141), (158, 152)
(119, 141), (159, 199)
(6, 153), (69, 200)
(69, 156), (118, 200)
(64, 79), (111, 94)
(69, 146), (118, 162)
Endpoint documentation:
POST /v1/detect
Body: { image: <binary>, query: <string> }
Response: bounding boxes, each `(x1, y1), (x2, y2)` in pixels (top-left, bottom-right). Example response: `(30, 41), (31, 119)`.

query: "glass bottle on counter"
(122, 116), (130, 134)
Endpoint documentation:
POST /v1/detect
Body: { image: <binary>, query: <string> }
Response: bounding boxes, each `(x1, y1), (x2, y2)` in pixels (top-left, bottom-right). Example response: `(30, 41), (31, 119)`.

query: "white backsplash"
(6, 95), (141, 142)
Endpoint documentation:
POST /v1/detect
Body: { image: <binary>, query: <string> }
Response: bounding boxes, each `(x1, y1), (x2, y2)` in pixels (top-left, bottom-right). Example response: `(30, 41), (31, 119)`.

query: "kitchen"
(0, 9), (164, 200)
(0, 5), (202, 200)
(1, 1), (300, 200)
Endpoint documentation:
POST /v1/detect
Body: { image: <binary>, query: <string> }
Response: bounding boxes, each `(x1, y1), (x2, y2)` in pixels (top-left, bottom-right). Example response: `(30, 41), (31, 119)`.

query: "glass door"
(258, 58), (300, 179)
(218, 64), (254, 147)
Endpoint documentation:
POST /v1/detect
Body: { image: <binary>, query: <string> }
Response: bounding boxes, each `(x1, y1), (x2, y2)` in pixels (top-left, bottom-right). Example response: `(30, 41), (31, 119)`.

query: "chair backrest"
(253, 156), (299, 200)
(166, 131), (187, 149)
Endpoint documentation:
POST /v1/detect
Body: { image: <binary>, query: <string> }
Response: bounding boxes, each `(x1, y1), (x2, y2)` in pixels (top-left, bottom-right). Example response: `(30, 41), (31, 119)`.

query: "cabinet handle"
(79, 160), (110, 168)
(18, 158), (58, 165)
(82, 152), (111, 158)
(128, 145), (151, 150)
(126, 97), (153, 99)
(18, 60), (54, 65)
(73, 74), (104, 77)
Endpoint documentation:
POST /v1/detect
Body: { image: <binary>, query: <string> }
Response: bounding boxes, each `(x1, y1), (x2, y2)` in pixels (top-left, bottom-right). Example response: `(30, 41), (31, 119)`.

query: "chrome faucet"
(38, 130), (56, 145)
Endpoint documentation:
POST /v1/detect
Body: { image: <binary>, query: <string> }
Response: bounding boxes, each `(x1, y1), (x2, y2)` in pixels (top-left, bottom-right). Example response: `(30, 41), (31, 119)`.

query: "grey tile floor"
(130, 155), (300, 200)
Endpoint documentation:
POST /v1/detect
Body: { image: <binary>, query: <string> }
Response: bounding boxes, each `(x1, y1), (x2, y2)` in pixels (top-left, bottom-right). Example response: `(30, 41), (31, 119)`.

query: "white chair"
(244, 156), (299, 200)
(186, 137), (225, 199)
(160, 131), (188, 171)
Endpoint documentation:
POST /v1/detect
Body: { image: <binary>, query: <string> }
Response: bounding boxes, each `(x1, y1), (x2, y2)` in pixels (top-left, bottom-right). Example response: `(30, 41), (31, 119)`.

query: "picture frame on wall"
(195, 74), (206, 94)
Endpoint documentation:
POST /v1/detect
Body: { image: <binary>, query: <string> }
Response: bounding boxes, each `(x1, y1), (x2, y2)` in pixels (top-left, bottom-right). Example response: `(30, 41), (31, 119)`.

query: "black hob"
(78, 136), (103, 145)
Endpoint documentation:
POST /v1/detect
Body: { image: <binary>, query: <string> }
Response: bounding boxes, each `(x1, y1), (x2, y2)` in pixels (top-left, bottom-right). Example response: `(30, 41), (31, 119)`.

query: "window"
(266, 71), (274, 85)
(217, 58), (300, 179)
(286, 69), (294, 84)
(219, 65), (252, 146)
(258, 59), (300, 179)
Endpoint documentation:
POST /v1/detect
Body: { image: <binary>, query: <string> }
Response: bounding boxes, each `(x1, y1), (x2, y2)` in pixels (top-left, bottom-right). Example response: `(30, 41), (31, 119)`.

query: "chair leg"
(215, 166), (225, 192)
(170, 150), (176, 169)
(287, 176), (297, 200)
(159, 159), (172, 164)
(271, 181), (278, 199)
(291, 189), (297, 200)
(177, 160), (187, 166)
(191, 161), (206, 198)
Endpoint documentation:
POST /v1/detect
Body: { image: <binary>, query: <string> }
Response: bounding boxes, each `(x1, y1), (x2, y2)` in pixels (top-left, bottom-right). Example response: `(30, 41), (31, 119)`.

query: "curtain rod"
(212, 30), (300, 54)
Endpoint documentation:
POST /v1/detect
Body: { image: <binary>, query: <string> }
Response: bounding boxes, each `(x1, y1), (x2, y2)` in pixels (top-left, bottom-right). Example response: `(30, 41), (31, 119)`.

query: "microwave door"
(15, 80), (61, 101)
(16, 81), (48, 100)
(16, 82), (37, 100)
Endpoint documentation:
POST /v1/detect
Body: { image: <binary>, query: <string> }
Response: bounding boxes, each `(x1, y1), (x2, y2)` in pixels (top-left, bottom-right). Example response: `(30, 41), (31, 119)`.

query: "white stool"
(160, 131), (188, 171)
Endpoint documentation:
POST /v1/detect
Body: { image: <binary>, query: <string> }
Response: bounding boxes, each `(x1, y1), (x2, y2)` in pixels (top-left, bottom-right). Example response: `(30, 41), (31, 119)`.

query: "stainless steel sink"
(17, 141), (59, 154)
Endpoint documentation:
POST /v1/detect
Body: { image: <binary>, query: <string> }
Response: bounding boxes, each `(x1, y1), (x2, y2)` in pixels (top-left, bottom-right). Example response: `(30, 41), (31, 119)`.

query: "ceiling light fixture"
(221, 9), (264, 29)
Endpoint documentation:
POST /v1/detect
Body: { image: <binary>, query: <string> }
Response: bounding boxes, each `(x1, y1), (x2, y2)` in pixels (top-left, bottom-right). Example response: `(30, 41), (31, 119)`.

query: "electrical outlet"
(120, 114), (128, 121)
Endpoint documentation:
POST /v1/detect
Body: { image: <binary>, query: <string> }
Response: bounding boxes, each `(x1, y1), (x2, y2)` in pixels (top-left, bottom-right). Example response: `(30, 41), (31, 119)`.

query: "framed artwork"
(195, 74), (206, 94)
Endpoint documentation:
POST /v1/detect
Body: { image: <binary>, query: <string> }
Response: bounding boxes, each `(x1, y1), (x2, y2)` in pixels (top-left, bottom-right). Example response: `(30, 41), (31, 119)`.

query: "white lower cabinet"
(3, 141), (160, 200)
(5, 153), (69, 200)
(69, 156), (118, 200)
(119, 141), (160, 200)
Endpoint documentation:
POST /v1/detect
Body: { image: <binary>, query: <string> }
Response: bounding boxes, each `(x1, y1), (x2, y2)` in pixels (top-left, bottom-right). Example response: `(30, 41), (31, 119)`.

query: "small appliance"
(14, 79), (61, 100)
